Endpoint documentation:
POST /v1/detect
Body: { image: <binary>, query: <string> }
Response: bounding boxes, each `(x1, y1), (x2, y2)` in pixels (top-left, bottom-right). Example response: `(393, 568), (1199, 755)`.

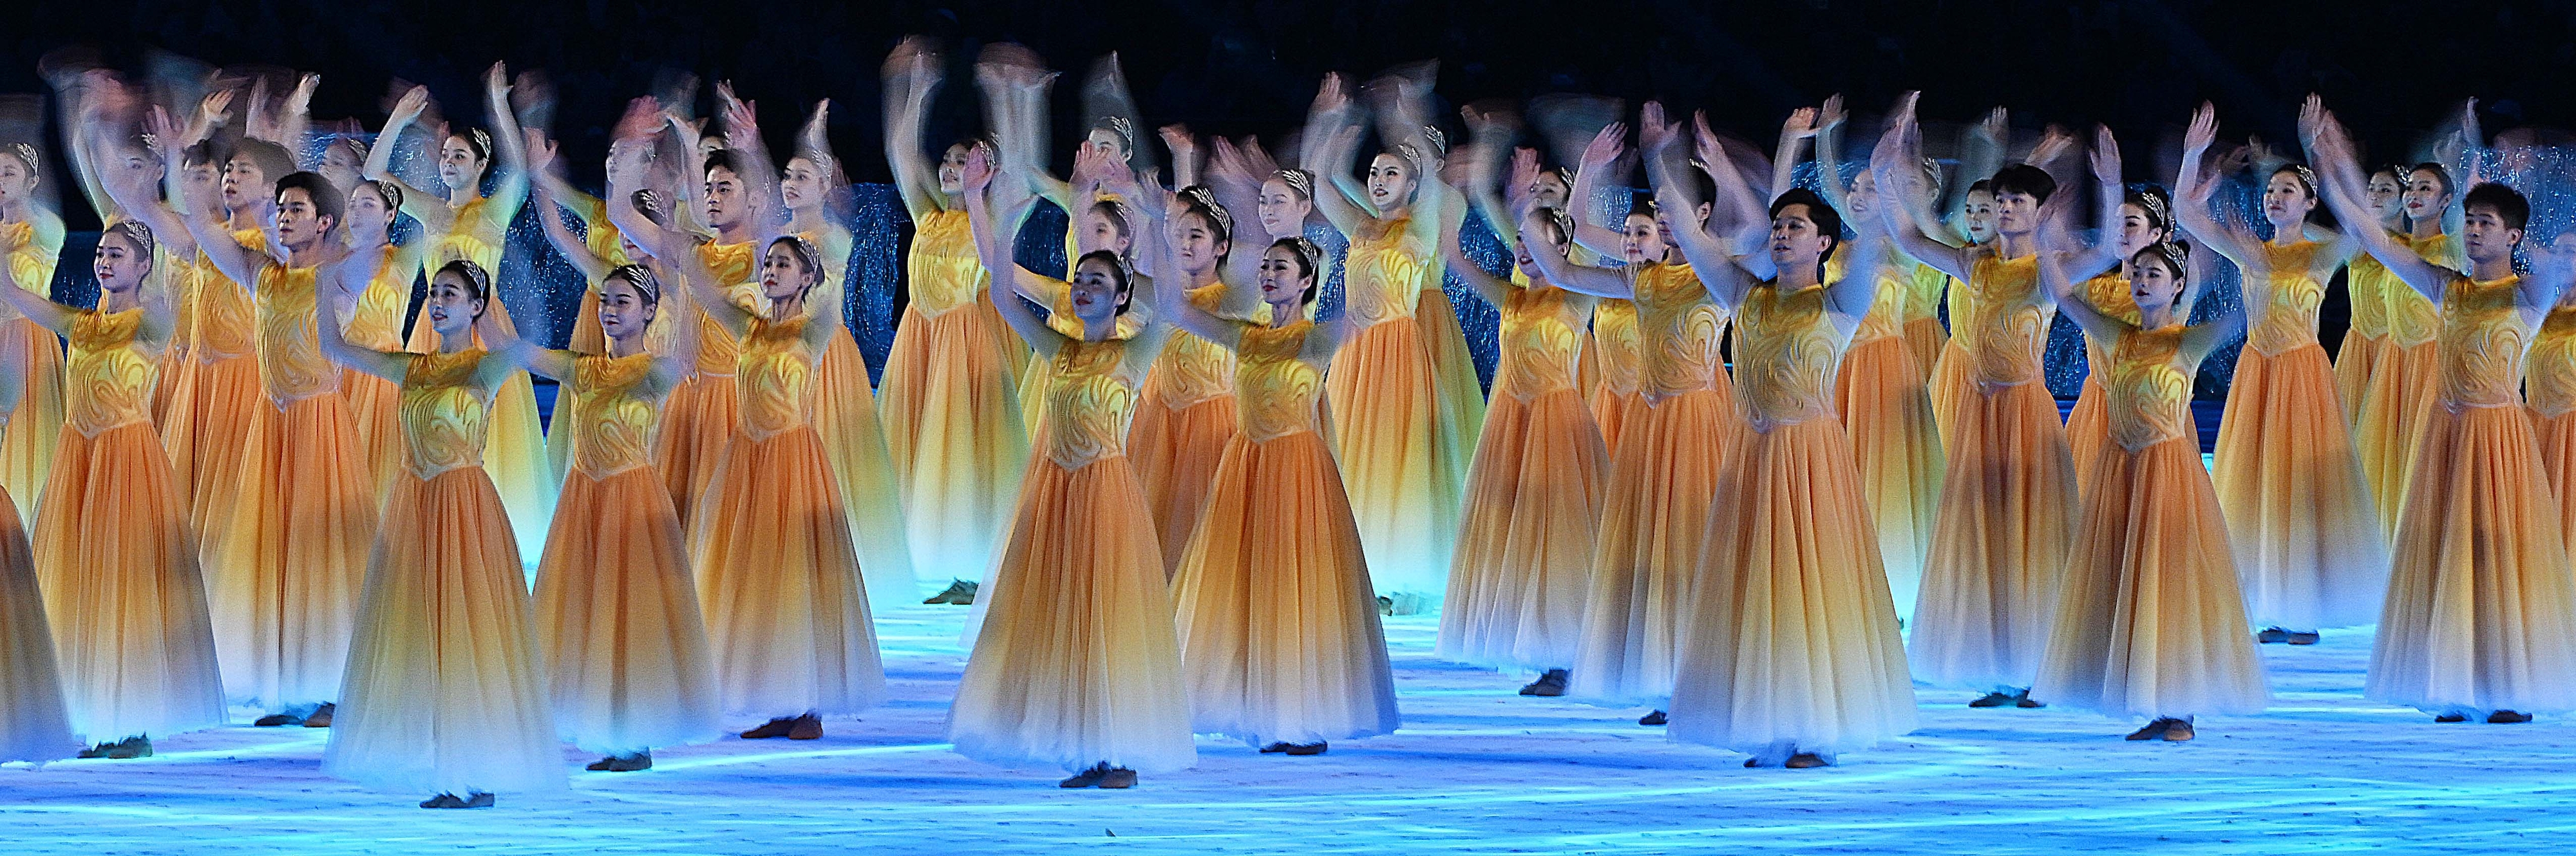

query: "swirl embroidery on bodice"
(2347, 244), (2394, 340)
(1041, 338), (1141, 470)
(1961, 253), (2052, 386)
(692, 242), (762, 377)
(64, 309), (156, 437)
(341, 256), (414, 351)
(1732, 282), (1846, 428)
(907, 209), (990, 316)
(1150, 284), (1251, 408)
(1853, 263), (1911, 343)
(1236, 321), (1327, 443)
(2080, 272), (2138, 378)
(2385, 233), (2458, 348)
(1497, 285), (1584, 401)
(2527, 307), (2576, 418)
(254, 262), (341, 403)
(735, 316), (818, 440)
(2438, 274), (2535, 410)
(399, 349), (493, 479)
(572, 354), (662, 477)
(1635, 262), (1727, 401)
(2103, 324), (2194, 452)
(2249, 242), (2327, 355)
(1341, 218), (1433, 328)
(1591, 298), (1642, 395)
(1902, 262), (1948, 323)
(193, 242), (259, 361)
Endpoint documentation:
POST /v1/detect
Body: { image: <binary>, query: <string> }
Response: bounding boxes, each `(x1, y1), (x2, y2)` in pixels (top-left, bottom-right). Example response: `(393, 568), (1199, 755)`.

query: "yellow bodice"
(189, 231), (265, 361)
(571, 353), (663, 477)
(1635, 262), (1728, 401)
(1, 220), (60, 300)
(427, 195), (510, 274)
(1902, 263), (1948, 323)
(2081, 271), (2139, 377)
(2529, 306), (2576, 418)
(2346, 240), (2395, 340)
(399, 348), (494, 478)
(1039, 337), (1141, 470)
(735, 316), (818, 440)
(2102, 324), (2195, 452)
(1853, 262), (1912, 343)
(1150, 284), (1251, 408)
(2385, 233), (2458, 348)
(1235, 320), (1326, 442)
(64, 309), (156, 436)
(1591, 298), (1642, 395)
(1035, 274), (1148, 340)
(907, 209), (989, 316)
(160, 246), (203, 350)
(1958, 253), (2052, 386)
(254, 262), (341, 402)
(2437, 274), (2536, 410)
(692, 241), (761, 376)
(573, 194), (636, 268)
(1341, 218), (1434, 328)
(1732, 282), (1846, 426)
(2249, 241), (2327, 354)
(1497, 284), (1586, 401)
(341, 254), (413, 352)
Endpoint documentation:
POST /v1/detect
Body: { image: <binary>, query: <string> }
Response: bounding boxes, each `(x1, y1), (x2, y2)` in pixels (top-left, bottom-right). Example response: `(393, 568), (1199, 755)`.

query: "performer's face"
(596, 275), (658, 341)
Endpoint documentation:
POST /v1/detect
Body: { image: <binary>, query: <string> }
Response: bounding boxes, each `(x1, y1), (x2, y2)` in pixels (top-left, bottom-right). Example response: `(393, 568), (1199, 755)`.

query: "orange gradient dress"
(2212, 242), (2389, 632)
(1439, 283), (1606, 672)
(340, 253), (416, 505)
(1925, 274), (1975, 450)
(2533, 305), (2576, 555)
(406, 195), (556, 562)
(1569, 262), (1736, 704)
(797, 230), (920, 607)
(1419, 278), (1489, 496)
(1909, 253), (2077, 691)
(1587, 298), (1643, 453)
(651, 241), (757, 528)
(326, 348), (562, 797)
(2062, 271), (2143, 499)
(2367, 274), (2576, 714)
(878, 209), (1028, 585)
(2034, 322), (2268, 719)
(1130, 283), (1251, 580)
(689, 315), (887, 720)
(204, 261), (377, 710)
(1173, 319), (1399, 747)
(149, 240), (200, 426)
(164, 236), (263, 538)
(547, 193), (636, 487)
(1328, 217), (1470, 602)
(0, 218), (64, 524)
(2354, 235), (2459, 542)
(37, 308), (227, 743)
(2334, 245), (2393, 426)
(951, 334), (1195, 774)
(1901, 265), (1949, 390)
(1672, 281), (1915, 759)
(0, 468), (73, 761)
(1836, 260), (1945, 619)
(535, 354), (719, 755)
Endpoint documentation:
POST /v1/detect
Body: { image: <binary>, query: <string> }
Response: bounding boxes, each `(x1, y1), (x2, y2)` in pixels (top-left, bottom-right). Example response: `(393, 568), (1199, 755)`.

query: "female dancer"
(657, 92), (775, 530)
(319, 260), (560, 809)
(2032, 240), (2266, 742)
(2311, 113), (2576, 725)
(949, 149), (1191, 788)
(2334, 165), (2409, 427)
(1166, 231), (1399, 756)
(2354, 162), (2467, 544)
(1876, 96), (2076, 709)
(0, 329), (72, 763)
(1434, 126), (1607, 695)
(1663, 178), (1917, 768)
(1302, 73), (1474, 610)
(1, 216), (225, 759)
(153, 119), (263, 545)
(365, 64), (553, 560)
(2533, 244), (2576, 555)
(129, 165), (377, 729)
(1129, 175), (1262, 579)
(1565, 129), (1646, 454)
(334, 179), (421, 504)
(878, 41), (1027, 600)
(780, 102), (920, 605)
(2061, 130), (2179, 497)
(488, 262), (718, 772)
(0, 139), (62, 525)
(2177, 102), (2387, 645)
(1528, 106), (1734, 722)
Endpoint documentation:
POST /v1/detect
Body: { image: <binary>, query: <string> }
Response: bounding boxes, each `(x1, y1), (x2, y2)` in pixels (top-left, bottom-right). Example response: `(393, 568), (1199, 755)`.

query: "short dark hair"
(1965, 178), (1995, 198)
(1988, 164), (2056, 204)
(230, 138), (297, 186)
(1769, 187), (1843, 271)
(181, 139), (227, 169)
(274, 171), (345, 229)
(703, 148), (742, 180)
(2465, 182), (2530, 233)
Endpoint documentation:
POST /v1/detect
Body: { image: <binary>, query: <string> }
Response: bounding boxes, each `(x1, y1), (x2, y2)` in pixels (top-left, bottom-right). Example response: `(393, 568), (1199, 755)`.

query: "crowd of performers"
(1, 39), (2574, 808)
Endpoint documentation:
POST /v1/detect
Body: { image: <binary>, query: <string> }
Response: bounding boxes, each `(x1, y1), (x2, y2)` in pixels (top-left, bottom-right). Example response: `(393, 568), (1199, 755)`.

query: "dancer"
(333, 179), (419, 504)
(1559, 128), (1649, 461)
(318, 260), (560, 809)
(488, 262), (719, 772)
(1165, 231), (1399, 756)
(0, 327), (72, 763)
(2354, 160), (2468, 542)
(151, 109), (265, 544)
(2177, 101), (2387, 644)
(2535, 241), (2576, 555)
(0, 137), (62, 525)
(949, 149), (1191, 788)
(1875, 95), (2077, 708)
(2057, 130), (2168, 499)
(2311, 113), (2576, 725)
(878, 41), (1028, 602)
(1, 216), (225, 759)
(1129, 138), (1262, 579)
(1531, 106), (1736, 722)
(2334, 165), (2409, 426)
(2031, 239), (2267, 742)
(655, 90), (773, 529)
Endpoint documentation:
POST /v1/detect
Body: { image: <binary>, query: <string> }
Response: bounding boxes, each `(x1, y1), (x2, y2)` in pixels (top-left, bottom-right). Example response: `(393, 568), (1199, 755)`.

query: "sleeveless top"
(399, 349), (495, 479)
(571, 353), (663, 477)
(191, 232), (261, 362)
(2102, 324), (2195, 453)
(254, 262), (341, 403)
(64, 308), (156, 437)
(2386, 233), (2460, 348)
(1732, 281), (1847, 428)
(2079, 271), (2141, 378)
(2249, 241), (2328, 356)
(692, 241), (762, 377)
(428, 195), (511, 274)
(1040, 337), (1142, 470)
(1957, 253), (2052, 386)
(907, 209), (990, 317)
(341, 251), (414, 352)
(1901, 261), (1947, 326)
(735, 316), (819, 441)
(1151, 283), (1256, 408)
(1341, 217), (1434, 328)
(1591, 298), (1642, 396)
(1635, 262), (1727, 402)
(1236, 321), (1328, 444)
(1, 219), (61, 303)
(2436, 274), (2535, 410)
(1853, 262), (1913, 345)
(1496, 284), (1586, 401)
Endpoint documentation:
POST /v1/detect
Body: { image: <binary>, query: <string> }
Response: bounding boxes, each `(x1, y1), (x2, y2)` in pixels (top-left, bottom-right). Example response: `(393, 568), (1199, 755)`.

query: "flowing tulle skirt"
(1836, 334), (1943, 620)
(0, 484), (74, 761)
(2366, 404), (2576, 713)
(343, 368), (404, 507)
(879, 303), (1027, 585)
(1418, 287), (1488, 500)
(1910, 381), (2078, 690)
(2333, 334), (2383, 426)
(2354, 341), (2440, 543)
(1903, 317), (1947, 393)
(205, 394), (377, 709)
(1591, 386), (1641, 457)
(2065, 374), (2109, 500)
(1128, 381), (1236, 581)
(1569, 388), (1734, 705)
(2212, 345), (2389, 631)
(1173, 430), (1399, 747)
(163, 354), (261, 537)
(1439, 388), (1607, 671)
(2034, 436), (2269, 719)
(1671, 418), (1915, 757)
(1926, 339), (1971, 452)
(1328, 318), (1466, 601)
(0, 319), (61, 524)
(152, 347), (186, 428)
(813, 326), (920, 607)
(484, 373), (556, 563)
(325, 466), (562, 796)
(536, 466), (720, 755)
(654, 373), (739, 530)
(690, 426), (886, 719)
(35, 423), (226, 743)
(951, 453), (1193, 774)
(2541, 409), (2576, 556)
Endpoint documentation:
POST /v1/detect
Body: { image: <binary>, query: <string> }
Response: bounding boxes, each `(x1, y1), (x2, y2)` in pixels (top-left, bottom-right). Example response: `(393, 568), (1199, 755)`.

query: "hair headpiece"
(2282, 163), (2319, 197)
(466, 128), (494, 162)
(2131, 188), (2171, 233)
(107, 218), (155, 260)
(2148, 240), (2190, 280)
(1101, 116), (1135, 153)
(6, 142), (36, 175)
(605, 263), (661, 306)
(1286, 236), (1323, 272)
(1179, 185), (1234, 239)
(1274, 168), (1314, 200)
(1419, 126), (1448, 159)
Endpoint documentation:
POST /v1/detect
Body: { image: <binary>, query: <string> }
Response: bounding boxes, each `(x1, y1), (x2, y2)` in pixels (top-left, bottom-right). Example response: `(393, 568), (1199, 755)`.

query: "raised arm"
(1810, 95), (1852, 214)
(527, 138), (612, 282)
(882, 39), (949, 220)
(2171, 103), (2266, 271)
(1872, 97), (1973, 280)
(0, 249), (73, 334)
(315, 272), (411, 383)
(1441, 205), (1517, 308)
(1520, 217), (1633, 300)
(133, 107), (269, 286)
(1565, 122), (1633, 256)
(362, 86), (451, 229)
(477, 62), (533, 226)
(2037, 238), (2124, 344)
(2310, 110), (2448, 302)
(473, 280), (578, 382)
(1302, 80), (1375, 238)
(1771, 106), (1819, 203)
(1653, 125), (1756, 310)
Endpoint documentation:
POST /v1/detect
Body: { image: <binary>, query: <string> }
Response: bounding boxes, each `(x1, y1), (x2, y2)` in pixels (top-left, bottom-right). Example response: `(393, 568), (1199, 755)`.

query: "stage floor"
(3, 601), (2567, 853)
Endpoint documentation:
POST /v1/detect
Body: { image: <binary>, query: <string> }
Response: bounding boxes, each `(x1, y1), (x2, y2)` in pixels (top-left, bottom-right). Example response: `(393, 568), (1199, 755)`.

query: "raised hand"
(1637, 102), (1676, 153)
(200, 88), (237, 129)
(389, 85), (430, 124)
(2183, 102), (2217, 158)
(1977, 106), (2008, 145)
(484, 61), (512, 100)
(961, 144), (996, 193)
(1580, 122), (1628, 171)
(2029, 124), (2076, 166)
(526, 129), (558, 175)
(1311, 73), (1351, 117)
(1692, 111), (1725, 166)
(2297, 93), (2324, 149)
(2089, 124), (2121, 185)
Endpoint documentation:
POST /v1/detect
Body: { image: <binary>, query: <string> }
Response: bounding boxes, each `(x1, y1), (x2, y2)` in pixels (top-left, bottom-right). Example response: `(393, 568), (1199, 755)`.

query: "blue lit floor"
(4, 602), (2570, 854)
